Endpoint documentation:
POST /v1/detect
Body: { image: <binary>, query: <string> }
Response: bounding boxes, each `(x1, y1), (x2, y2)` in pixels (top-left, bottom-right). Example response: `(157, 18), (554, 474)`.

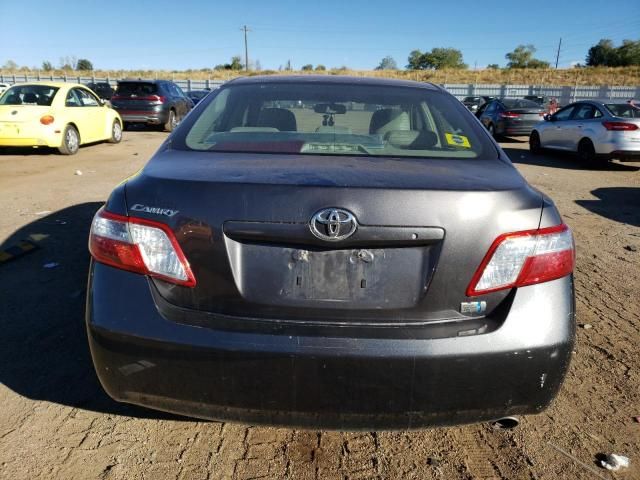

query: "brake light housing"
(466, 224), (574, 297)
(89, 208), (196, 287)
(499, 111), (520, 119)
(602, 121), (638, 131)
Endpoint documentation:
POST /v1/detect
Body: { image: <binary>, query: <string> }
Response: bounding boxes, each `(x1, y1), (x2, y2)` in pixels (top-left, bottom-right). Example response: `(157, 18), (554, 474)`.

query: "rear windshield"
(502, 99), (540, 109)
(183, 82), (496, 159)
(0, 85), (59, 106)
(463, 97), (481, 102)
(116, 82), (158, 96)
(605, 104), (640, 118)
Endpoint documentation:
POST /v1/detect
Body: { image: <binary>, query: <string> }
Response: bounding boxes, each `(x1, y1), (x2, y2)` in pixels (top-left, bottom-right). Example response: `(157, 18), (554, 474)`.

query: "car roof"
(227, 74), (441, 90)
(6, 81), (82, 89)
(118, 79), (167, 84)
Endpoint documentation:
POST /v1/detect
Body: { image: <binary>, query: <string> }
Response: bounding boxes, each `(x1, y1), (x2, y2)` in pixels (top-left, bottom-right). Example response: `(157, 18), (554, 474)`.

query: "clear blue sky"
(1, 0), (638, 71)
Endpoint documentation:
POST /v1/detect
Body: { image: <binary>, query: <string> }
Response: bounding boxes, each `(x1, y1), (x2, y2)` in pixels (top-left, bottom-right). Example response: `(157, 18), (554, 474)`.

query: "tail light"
(141, 95), (165, 103)
(40, 115), (54, 125)
(466, 224), (574, 296)
(499, 111), (520, 119)
(89, 208), (196, 287)
(110, 95), (123, 101)
(602, 121), (638, 131)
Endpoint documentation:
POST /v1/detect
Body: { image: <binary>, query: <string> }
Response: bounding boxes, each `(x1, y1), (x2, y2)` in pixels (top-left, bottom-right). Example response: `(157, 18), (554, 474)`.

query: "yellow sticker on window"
(445, 133), (471, 148)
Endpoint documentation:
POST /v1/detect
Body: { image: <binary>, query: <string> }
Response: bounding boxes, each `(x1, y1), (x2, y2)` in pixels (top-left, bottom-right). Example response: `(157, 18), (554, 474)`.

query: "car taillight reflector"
(602, 121), (638, 131)
(40, 115), (54, 125)
(500, 111), (520, 118)
(89, 208), (196, 287)
(466, 224), (574, 296)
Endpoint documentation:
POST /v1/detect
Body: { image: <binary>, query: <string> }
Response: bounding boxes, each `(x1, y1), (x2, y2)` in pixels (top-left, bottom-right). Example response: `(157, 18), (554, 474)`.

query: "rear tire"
(529, 131), (542, 154)
(488, 123), (497, 139)
(108, 120), (122, 144)
(163, 109), (177, 132)
(58, 125), (79, 155)
(577, 138), (598, 165)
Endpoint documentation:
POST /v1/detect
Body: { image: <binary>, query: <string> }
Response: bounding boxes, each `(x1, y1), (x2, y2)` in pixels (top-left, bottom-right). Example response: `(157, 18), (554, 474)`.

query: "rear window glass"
(116, 82), (158, 96)
(605, 104), (640, 118)
(0, 85), (59, 106)
(182, 82), (496, 159)
(502, 99), (540, 109)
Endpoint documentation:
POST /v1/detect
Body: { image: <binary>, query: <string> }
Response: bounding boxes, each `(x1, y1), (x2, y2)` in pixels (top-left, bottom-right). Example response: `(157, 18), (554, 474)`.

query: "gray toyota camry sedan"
(87, 75), (575, 429)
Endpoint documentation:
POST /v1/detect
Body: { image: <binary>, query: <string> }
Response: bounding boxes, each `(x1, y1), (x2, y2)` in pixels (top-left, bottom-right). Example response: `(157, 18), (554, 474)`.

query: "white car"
(530, 101), (640, 164)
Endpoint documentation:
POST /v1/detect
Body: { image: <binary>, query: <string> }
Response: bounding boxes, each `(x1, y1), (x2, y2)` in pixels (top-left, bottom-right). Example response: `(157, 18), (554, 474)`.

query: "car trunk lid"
(123, 150), (543, 324)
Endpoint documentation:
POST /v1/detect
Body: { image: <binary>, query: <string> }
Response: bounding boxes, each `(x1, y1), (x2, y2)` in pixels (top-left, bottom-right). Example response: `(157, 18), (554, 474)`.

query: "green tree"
(407, 48), (466, 70)
(375, 56), (398, 70)
(586, 39), (618, 66)
(76, 58), (93, 71)
(301, 64), (314, 71)
(2, 60), (18, 70)
(230, 56), (243, 70)
(315, 64), (326, 71)
(505, 45), (549, 68)
(486, 63), (500, 70)
(616, 39), (640, 66)
(407, 50), (424, 69)
(42, 61), (54, 71)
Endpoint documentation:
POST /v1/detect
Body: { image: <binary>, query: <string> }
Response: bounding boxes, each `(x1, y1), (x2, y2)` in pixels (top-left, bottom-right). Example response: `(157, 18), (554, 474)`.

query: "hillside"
(1, 66), (639, 86)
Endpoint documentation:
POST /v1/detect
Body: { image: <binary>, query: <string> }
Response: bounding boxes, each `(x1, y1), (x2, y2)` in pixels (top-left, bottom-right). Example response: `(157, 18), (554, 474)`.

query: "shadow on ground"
(504, 147), (640, 172)
(575, 187), (640, 227)
(0, 203), (186, 420)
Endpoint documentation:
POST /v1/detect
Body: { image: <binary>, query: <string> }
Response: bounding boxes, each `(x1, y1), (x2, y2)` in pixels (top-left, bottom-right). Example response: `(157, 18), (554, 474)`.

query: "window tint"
(553, 106), (575, 121)
(502, 99), (540, 109)
(0, 85), (59, 106)
(116, 82), (158, 96)
(573, 104), (596, 120)
(182, 82), (496, 160)
(605, 104), (640, 118)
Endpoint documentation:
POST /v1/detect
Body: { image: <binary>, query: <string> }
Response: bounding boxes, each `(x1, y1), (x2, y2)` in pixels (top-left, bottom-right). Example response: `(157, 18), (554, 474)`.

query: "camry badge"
(310, 208), (357, 241)
(130, 204), (179, 217)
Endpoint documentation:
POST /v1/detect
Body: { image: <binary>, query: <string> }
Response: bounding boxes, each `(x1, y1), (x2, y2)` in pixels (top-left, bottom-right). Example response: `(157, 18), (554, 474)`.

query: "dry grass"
(1, 66), (639, 86)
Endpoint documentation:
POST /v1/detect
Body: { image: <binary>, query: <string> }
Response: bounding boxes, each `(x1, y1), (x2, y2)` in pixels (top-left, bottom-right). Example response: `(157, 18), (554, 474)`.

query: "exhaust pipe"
(490, 416), (520, 430)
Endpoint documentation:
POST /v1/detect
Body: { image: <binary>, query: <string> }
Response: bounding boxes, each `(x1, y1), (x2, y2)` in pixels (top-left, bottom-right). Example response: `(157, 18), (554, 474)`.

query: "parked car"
(523, 95), (561, 113)
(110, 80), (192, 132)
(530, 100), (640, 163)
(478, 98), (545, 137)
(85, 82), (115, 101)
(186, 89), (210, 105)
(87, 75), (575, 430)
(0, 82), (122, 154)
(462, 95), (494, 113)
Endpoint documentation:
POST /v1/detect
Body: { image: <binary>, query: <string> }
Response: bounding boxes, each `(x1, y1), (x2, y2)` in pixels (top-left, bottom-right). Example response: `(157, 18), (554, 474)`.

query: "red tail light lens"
(40, 115), (55, 125)
(466, 224), (574, 297)
(89, 208), (196, 287)
(141, 95), (165, 103)
(499, 111), (520, 118)
(602, 121), (638, 131)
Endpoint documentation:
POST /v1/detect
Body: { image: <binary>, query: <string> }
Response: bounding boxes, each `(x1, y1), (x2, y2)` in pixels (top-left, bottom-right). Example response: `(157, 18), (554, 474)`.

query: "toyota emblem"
(310, 208), (357, 241)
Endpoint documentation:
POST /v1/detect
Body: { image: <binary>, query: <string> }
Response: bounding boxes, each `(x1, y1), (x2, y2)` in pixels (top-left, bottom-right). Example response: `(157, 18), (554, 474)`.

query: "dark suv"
(85, 82), (115, 101)
(110, 80), (193, 131)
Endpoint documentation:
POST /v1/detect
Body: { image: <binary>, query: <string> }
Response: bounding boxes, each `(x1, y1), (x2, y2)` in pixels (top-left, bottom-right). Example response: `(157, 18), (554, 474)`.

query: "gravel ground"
(0, 131), (638, 480)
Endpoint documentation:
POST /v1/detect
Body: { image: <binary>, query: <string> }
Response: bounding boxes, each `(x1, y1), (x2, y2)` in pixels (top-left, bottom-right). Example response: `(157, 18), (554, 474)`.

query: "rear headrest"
(22, 93), (38, 104)
(369, 109), (410, 135)
(386, 130), (438, 149)
(257, 108), (297, 131)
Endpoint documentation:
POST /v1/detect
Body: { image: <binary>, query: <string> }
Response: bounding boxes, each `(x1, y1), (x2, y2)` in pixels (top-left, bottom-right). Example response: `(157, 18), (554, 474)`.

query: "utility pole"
(555, 37), (562, 69)
(240, 25), (251, 71)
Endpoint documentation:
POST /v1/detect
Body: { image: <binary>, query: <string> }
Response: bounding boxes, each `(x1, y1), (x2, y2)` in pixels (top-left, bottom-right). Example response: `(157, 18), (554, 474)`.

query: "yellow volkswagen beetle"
(0, 82), (122, 154)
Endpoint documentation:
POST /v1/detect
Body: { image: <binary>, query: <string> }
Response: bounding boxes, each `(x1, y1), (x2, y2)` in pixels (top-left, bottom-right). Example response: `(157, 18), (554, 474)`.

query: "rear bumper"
(115, 109), (168, 125)
(87, 263), (575, 430)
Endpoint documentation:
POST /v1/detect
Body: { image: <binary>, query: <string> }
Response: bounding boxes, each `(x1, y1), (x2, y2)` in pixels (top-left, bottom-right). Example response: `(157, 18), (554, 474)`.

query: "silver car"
(529, 101), (640, 164)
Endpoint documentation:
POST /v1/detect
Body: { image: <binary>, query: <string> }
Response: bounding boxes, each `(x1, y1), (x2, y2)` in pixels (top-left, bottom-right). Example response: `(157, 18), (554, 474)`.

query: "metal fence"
(1, 74), (639, 104)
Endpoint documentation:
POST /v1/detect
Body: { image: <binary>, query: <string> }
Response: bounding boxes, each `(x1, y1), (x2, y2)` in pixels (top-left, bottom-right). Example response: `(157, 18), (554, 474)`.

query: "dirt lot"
(0, 131), (638, 480)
